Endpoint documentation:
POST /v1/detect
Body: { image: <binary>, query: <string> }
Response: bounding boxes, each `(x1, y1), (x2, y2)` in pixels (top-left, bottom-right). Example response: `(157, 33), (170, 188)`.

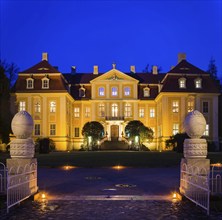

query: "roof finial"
(112, 62), (116, 69)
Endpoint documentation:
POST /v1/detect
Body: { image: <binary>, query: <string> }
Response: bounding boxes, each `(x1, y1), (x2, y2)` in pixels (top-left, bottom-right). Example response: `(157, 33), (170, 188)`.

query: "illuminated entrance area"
(111, 125), (119, 141)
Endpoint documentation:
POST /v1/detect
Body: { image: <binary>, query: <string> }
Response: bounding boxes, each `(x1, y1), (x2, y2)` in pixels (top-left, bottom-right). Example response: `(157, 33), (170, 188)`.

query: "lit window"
(173, 124), (179, 135)
(203, 102), (208, 113)
(112, 103), (118, 117)
(143, 87), (150, 97)
(50, 101), (56, 113)
(74, 127), (80, 137)
(187, 99), (194, 112)
(34, 102), (41, 113)
(124, 87), (130, 96)
(195, 78), (202, 88)
(98, 104), (105, 117)
(85, 107), (90, 117)
(203, 124), (209, 136)
(112, 87), (118, 96)
(179, 78), (186, 88)
(79, 87), (85, 97)
(139, 107), (144, 118)
(26, 78), (34, 89)
(99, 87), (105, 96)
(150, 108), (155, 118)
(50, 124), (56, 135)
(124, 103), (132, 117)
(34, 124), (40, 135)
(19, 101), (26, 111)
(172, 101), (179, 113)
(42, 78), (49, 89)
(74, 107), (80, 117)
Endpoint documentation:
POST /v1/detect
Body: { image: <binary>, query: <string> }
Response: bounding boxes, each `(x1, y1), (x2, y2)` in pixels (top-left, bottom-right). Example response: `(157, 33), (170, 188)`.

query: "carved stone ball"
(184, 110), (206, 139)
(11, 111), (34, 139)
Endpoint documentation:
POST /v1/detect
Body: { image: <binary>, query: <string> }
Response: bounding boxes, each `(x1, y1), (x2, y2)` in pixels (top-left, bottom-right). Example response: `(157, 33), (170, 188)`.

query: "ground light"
(171, 191), (182, 202)
(211, 163), (222, 167)
(61, 165), (77, 170)
(112, 165), (126, 170)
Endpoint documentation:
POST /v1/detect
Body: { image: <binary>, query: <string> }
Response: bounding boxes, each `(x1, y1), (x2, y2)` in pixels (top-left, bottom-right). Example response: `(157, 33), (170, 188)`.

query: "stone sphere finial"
(11, 111), (34, 139)
(184, 110), (206, 139)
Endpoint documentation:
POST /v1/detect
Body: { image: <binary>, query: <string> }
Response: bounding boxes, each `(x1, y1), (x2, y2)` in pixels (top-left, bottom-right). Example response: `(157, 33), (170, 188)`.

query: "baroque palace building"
(11, 53), (221, 151)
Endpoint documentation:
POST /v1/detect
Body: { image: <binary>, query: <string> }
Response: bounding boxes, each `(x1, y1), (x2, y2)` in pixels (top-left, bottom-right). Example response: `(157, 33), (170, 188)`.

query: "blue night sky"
(1, 0), (222, 79)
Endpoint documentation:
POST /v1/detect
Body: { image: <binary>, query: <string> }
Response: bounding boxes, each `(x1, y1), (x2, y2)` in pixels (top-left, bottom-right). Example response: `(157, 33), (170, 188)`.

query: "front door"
(111, 125), (119, 141)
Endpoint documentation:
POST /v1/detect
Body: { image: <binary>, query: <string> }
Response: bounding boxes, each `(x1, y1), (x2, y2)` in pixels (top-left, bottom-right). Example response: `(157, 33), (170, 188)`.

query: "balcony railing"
(105, 116), (124, 121)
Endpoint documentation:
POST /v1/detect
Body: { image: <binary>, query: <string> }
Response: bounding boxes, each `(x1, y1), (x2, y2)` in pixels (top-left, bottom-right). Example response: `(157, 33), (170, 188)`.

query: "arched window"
(178, 77), (186, 88)
(124, 103), (132, 117)
(195, 78), (202, 88)
(26, 78), (34, 89)
(50, 101), (56, 113)
(143, 87), (150, 97)
(79, 87), (85, 97)
(112, 103), (118, 117)
(99, 87), (105, 96)
(112, 87), (118, 96)
(124, 87), (130, 96)
(42, 77), (49, 89)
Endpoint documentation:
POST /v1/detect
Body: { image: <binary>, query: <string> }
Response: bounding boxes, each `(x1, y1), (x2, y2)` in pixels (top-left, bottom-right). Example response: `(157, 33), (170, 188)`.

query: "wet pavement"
(1, 167), (222, 219)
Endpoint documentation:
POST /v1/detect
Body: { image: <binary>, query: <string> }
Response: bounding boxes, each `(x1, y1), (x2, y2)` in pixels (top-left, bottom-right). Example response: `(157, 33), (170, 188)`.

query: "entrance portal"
(111, 125), (119, 141)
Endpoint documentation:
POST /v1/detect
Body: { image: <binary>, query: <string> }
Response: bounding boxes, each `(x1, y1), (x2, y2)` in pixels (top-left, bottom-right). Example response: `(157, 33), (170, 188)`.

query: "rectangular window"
(172, 101), (179, 113)
(19, 101), (26, 111)
(188, 100), (194, 112)
(34, 124), (40, 135)
(203, 124), (209, 136)
(112, 87), (118, 96)
(99, 104), (105, 117)
(124, 104), (132, 117)
(85, 107), (90, 118)
(74, 107), (80, 117)
(27, 80), (33, 89)
(50, 101), (56, 113)
(173, 124), (179, 135)
(50, 124), (56, 135)
(99, 87), (105, 96)
(124, 87), (130, 96)
(42, 79), (49, 89)
(203, 102), (208, 113)
(139, 107), (144, 118)
(74, 127), (80, 137)
(150, 108), (155, 118)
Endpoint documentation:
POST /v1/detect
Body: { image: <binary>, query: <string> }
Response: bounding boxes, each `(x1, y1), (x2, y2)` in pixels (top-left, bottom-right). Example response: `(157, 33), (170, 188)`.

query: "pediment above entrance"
(90, 69), (139, 83)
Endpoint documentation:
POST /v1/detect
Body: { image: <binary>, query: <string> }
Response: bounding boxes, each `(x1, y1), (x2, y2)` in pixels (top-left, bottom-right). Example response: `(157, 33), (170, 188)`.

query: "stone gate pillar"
(6, 111), (37, 192)
(180, 110), (210, 193)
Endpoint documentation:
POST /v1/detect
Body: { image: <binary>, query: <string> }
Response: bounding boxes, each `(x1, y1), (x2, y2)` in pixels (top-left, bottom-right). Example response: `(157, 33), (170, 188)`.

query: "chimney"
(178, 53), (186, 63)
(42, 52), (48, 61)
(130, 65), (136, 73)
(71, 66), (76, 74)
(93, 65), (98, 75)
(152, 66), (158, 75)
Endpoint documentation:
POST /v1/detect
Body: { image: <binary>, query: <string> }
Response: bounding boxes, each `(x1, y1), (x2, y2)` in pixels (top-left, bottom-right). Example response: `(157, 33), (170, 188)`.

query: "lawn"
(0, 151), (221, 168)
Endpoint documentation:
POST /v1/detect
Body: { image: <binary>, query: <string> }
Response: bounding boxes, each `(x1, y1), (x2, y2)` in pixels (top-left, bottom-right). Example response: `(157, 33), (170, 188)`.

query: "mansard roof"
(168, 59), (206, 74)
(21, 60), (60, 74)
(63, 72), (165, 84)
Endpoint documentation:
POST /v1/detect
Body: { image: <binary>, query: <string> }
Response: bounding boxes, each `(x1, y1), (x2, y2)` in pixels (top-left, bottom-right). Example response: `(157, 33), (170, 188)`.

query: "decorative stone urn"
(10, 111), (35, 158)
(183, 110), (207, 159)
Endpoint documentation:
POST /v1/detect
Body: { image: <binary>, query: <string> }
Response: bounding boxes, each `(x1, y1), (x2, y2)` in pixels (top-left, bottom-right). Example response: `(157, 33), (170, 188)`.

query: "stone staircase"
(100, 140), (129, 150)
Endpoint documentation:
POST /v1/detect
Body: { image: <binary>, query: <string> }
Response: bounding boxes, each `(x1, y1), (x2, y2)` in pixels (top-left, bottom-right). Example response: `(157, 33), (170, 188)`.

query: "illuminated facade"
(11, 53), (221, 151)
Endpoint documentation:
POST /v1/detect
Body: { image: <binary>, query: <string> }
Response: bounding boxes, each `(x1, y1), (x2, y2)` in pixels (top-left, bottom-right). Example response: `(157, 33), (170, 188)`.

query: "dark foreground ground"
(1, 166), (222, 219)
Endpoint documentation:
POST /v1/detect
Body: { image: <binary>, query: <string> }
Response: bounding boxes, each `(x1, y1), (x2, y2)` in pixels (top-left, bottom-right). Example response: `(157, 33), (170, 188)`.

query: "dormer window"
(143, 87), (150, 97)
(42, 77), (49, 89)
(26, 78), (34, 89)
(179, 78), (186, 88)
(79, 86), (85, 97)
(195, 78), (202, 88)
